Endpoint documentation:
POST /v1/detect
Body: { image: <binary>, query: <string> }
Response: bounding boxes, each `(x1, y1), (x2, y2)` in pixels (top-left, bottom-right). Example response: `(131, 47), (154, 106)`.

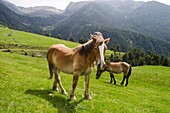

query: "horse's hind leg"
(125, 77), (129, 86)
(48, 63), (53, 79)
(53, 79), (58, 91)
(125, 66), (132, 86)
(125, 75), (130, 86)
(121, 75), (125, 85)
(49, 64), (58, 91)
(53, 68), (67, 95)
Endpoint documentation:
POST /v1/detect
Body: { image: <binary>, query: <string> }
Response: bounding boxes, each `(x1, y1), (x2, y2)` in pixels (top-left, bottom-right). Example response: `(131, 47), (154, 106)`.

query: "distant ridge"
(0, 0), (63, 16)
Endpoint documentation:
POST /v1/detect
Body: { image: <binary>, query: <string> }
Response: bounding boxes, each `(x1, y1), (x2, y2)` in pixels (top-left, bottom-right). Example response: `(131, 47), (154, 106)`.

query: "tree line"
(55, 34), (87, 44)
(108, 45), (170, 66)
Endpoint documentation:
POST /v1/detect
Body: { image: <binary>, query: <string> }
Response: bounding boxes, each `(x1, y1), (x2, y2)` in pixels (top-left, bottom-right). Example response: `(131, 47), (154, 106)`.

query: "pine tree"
(56, 34), (63, 39)
(69, 36), (74, 42)
(162, 57), (169, 66)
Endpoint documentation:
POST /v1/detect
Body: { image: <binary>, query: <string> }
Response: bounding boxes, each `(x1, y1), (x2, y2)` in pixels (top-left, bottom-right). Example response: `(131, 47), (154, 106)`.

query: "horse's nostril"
(100, 64), (104, 70)
(96, 76), (99, 79)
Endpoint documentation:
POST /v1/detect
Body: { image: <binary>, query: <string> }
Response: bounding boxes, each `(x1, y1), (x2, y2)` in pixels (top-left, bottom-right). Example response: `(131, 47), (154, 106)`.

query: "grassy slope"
(0, 27), (78, 48)
(0, 27), (170, 113)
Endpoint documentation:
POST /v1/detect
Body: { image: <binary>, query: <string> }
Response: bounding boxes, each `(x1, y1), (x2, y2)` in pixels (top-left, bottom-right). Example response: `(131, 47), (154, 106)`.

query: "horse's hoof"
(125, 84), (128, 86)
(62, 90), (68, 95)
(84, 95), (92, 100)
(53, 86), (58, 91)
(70, 95), (76, 101)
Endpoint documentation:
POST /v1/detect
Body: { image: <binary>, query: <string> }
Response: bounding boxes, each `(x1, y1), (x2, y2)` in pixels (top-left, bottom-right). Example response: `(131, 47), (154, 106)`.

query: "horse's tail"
(127, 65), (132, 78)
(48, 63), (53, 79)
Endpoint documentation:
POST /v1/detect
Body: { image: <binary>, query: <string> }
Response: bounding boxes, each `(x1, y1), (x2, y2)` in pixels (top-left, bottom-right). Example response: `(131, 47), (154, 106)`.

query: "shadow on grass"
(25, 89), (84, 112)
(102, 81), (125, 87)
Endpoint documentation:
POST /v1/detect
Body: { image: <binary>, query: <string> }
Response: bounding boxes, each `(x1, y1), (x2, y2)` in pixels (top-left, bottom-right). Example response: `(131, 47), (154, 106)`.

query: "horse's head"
(96, 64), (106, 79)
(90, 32), (110, 70)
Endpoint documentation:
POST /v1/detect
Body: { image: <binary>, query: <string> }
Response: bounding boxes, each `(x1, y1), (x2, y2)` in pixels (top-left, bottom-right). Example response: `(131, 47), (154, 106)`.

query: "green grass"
(0, 27), (79, 57)
(0, 27), (78, 48)
(0, 27), (170, 113)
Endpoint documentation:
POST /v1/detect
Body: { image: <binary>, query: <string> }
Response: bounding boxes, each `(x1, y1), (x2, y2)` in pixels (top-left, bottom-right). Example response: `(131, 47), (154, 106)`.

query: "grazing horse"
(96, 61), (132, 86)
(46, 32), (110, 100)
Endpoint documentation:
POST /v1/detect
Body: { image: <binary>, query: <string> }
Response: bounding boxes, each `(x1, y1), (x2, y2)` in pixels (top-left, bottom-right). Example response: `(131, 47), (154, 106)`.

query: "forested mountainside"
(1, 0), (170, 56)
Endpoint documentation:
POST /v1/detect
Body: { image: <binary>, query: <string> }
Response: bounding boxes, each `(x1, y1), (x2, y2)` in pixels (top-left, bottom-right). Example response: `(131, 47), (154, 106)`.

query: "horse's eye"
(99, 42), (103, 45)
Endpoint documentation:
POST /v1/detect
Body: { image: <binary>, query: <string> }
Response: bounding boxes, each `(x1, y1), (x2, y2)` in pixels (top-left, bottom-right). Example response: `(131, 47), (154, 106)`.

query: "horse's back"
(48, 44), (72, 53)
(122, 62), (130, 67)
(108, 62), (130, 74)
(108, 62), (122, 73)
(47, 44), (76, 73)
(121, 62), (131, 73)
(47, 44), (75, 57)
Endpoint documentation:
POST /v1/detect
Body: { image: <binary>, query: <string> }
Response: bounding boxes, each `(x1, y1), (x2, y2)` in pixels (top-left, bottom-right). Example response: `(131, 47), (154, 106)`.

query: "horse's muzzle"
(99, 63), (106, 70)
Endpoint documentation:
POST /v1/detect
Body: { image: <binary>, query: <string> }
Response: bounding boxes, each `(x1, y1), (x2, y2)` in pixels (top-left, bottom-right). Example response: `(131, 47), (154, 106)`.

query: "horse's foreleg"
(84, 74), (92, 100)
(110, 73), (113, 83)
(121, 75), (125, 85)
(70, 71), (80, 101)
(54, 69), (67, 95)
(110, 73), (116, 84)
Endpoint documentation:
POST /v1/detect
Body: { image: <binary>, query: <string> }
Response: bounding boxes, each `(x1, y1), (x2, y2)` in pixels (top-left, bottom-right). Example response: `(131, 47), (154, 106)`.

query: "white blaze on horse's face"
(98, 42), (105, 70)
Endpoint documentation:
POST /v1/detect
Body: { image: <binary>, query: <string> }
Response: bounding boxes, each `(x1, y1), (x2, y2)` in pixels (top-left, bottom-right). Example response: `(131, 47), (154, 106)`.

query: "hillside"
(0, 26), (80, 58)
(0, 26), (170, 112)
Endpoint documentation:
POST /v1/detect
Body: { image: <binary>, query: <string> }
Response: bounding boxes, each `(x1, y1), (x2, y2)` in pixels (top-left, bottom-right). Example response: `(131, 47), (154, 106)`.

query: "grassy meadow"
(0, 27), (170, 113)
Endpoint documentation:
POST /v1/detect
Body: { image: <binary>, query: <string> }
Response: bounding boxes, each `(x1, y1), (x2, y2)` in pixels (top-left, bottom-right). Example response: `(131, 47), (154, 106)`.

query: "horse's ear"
(90, 34), (97, 42)
(104, 38), (110, 44)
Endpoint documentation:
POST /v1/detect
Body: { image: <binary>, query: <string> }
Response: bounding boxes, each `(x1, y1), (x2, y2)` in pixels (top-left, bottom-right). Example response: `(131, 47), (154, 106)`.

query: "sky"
(5, 0), (170, 10)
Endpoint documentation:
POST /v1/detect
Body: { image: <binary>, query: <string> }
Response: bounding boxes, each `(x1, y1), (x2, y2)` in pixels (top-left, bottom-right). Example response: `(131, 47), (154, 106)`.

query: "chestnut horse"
(46, 32), (110, 100)
(96, 61), (132, 86)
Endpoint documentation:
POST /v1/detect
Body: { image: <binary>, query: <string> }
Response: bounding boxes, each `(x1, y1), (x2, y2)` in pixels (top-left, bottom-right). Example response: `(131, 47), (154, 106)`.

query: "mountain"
(0, 0), (63, 17)
(126, 1), (170, 42)
(0, 0), (65, 33)
(0, 3), (43, 33)
(52, 0), (170, 41)
(16, 6), (63, 17)
(0, 0), (170, 56)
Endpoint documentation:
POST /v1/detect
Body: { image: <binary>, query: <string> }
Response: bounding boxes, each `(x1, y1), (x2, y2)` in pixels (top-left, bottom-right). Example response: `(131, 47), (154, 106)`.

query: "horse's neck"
(79, 41), (96, 64)
(106, 64), (112, 72)
(87, 50), (96, 64)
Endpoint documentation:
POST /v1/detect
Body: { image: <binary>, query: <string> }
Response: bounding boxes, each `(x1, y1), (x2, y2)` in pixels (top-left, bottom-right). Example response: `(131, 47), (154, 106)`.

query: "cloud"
(7, 0), (92, 9)
(7, 0), (74, 9)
